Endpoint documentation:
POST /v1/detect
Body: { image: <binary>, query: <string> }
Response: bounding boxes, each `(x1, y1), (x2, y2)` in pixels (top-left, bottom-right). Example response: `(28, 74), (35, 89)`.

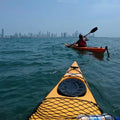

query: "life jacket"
(78, 39), (87, 47)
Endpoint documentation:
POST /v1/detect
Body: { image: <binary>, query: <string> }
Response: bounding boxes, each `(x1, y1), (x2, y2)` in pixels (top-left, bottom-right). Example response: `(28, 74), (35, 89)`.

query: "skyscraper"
(1, 28), (4, 38)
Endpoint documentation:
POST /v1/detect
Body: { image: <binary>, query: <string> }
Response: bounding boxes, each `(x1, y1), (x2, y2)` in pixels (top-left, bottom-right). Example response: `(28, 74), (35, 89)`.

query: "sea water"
(0, 37), (120, 120)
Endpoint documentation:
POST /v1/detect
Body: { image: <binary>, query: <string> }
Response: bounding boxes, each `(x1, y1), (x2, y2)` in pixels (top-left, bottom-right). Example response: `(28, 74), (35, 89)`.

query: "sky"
(0, 0), (120, 37)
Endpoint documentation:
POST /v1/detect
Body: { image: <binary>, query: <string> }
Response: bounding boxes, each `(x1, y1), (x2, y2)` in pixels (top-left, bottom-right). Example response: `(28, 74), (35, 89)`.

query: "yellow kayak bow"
(29, 61), (102, 120)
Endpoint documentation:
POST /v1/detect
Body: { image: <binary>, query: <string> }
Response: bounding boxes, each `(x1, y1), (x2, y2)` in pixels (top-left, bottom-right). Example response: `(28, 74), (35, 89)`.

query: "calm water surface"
(0, 37), (120, 120)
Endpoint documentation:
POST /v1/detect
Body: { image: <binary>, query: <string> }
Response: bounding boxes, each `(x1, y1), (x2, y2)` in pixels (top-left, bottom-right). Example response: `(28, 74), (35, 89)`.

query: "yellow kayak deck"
(29, 61), (102, 120)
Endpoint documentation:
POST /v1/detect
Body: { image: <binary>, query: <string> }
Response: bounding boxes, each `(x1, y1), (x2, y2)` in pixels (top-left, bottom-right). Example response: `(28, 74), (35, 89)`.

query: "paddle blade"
(90, 27), (98, 33)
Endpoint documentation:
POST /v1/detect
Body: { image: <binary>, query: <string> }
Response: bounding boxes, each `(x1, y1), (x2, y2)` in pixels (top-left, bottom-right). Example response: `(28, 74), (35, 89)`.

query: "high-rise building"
(75, 30), (78, 37)
(1, 28), (4, 38)
(61, 32), (67, 38)
(47, 31), (50, 38)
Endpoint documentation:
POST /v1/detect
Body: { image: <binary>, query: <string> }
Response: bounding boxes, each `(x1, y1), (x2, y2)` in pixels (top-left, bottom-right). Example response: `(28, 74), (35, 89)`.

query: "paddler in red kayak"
(74, 34), (89, 47)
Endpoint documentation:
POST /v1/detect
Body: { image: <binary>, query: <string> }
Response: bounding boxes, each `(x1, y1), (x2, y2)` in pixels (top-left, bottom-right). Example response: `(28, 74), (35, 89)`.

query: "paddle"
(105, 46), (110, 57)
(84, 27), (98, 37)
(69, 27), (98, 47)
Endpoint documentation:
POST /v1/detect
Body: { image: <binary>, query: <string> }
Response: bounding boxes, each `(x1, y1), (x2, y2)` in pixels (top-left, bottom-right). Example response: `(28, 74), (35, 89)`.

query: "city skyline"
(0, 28), (95, 38)
(0, 0), (120, 37)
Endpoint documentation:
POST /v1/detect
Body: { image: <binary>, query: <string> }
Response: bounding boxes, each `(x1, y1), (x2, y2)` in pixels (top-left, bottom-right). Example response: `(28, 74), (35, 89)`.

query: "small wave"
(0, 60), (44, 67)
(0, 50), (32, 54)
(0, 61), (27, 67)
(49, 71), (57, 74)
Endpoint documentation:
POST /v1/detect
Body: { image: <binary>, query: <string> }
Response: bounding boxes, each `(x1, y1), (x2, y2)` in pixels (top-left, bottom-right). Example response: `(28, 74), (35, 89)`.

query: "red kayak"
(65, 43), (107, 53)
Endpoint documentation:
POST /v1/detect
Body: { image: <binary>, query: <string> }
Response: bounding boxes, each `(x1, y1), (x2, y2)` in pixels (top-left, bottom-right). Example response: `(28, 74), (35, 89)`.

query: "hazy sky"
(0, 0), (120, 37)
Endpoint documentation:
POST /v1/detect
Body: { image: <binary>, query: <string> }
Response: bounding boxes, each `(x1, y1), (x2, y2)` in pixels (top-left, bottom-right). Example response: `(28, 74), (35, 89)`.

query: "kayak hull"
(65, 43), (106, 53)
(29, 61), (102, 120)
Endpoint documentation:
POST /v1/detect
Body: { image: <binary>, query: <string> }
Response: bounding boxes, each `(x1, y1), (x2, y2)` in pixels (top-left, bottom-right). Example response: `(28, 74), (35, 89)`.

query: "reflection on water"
(76, 50), (104, 61)
(92, 52), (104, 61)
